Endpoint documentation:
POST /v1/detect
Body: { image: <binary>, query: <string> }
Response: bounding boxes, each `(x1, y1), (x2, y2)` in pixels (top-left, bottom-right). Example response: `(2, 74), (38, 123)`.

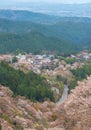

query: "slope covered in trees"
(69, 63), (91, 92)
(0, 9), (61, 24)
(0, 10), (91, 55)
(0, 9), (91, 23)
(0, 32), (77, 55)
(0, 62), (54, 102)
(0, 17), (91, 45)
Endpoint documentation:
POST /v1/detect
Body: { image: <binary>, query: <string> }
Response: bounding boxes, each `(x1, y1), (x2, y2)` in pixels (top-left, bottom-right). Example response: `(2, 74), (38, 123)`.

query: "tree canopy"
(0, 62), (54, 102)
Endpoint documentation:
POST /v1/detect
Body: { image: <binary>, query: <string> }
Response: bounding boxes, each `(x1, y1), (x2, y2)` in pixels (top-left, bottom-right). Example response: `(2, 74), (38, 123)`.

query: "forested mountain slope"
(0, 76), (91, 130)
(0, 16), (91, 44)
(0, 10), (91, 54)
(0, 32), (76, 54)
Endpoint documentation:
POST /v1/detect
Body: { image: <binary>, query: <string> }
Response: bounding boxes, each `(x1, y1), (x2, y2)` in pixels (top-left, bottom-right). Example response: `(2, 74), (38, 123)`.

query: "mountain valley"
(0, 3), (91, 129)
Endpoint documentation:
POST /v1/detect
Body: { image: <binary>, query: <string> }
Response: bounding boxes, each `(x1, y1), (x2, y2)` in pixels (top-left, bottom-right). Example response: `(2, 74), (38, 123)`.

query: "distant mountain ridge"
(0, 9), (91, 24)
(35, 3), (91, 17)
(0, 9), (91, 54)
(1, 3), (91, 17)
(0, 16), (91, 45)
(0, 9), (60, 24)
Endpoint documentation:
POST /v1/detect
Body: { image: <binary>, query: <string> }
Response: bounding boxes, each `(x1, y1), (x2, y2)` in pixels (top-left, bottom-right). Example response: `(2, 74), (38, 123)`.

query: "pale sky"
(0, 0), (91, 9)
(1, 0), (91, 4)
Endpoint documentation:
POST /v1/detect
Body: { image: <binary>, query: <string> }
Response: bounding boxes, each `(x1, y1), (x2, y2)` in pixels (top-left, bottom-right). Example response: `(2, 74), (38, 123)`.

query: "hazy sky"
(0, 0), (91, 9)
(1, 0), (91, 4)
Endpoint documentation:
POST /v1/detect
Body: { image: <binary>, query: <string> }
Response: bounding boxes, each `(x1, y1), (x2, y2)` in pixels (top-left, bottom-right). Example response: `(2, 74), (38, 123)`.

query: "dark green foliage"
(68, 79), (77, 93)
(56, 75), (67, 84)
(65, 58), (77, 64)
(69, 64), (91, 92)
(12, 57), (18, 63)
(0, 16), (91, 54)
(0, 16), (91, 44)
(0, 124), (1, 130)
(0, 62), (54, 102)
(0, 32), (76, 55)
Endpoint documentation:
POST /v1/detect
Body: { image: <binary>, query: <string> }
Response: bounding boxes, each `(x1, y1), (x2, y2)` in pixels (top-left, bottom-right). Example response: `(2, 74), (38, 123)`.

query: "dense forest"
(0, 32), (76, 55)
(69, 63), (91, 92)
(0, 13), (91, 54)
(0, 17), (91, 44)
(0, 62), (54, 102)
